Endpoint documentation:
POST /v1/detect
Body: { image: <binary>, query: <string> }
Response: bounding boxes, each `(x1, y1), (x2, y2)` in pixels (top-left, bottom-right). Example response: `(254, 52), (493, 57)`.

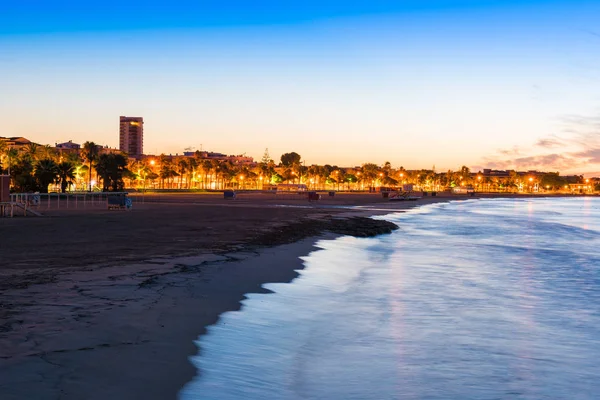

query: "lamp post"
(528, 177), (534, 193)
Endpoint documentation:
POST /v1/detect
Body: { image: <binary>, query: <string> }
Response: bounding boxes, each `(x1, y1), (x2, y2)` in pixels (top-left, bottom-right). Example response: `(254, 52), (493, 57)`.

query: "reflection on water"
(181, 198), (600, 399)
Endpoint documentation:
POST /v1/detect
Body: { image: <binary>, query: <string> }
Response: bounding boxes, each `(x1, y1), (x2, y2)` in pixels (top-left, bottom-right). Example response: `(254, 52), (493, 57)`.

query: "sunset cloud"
(479, 111), (600, 173)
(483, 153), (581, 171)
(535, 137), (564, 148)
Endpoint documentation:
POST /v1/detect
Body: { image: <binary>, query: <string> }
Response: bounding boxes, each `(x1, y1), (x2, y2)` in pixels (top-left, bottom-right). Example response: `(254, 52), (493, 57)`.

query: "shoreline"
(0, 193), (580, 399)
(0, 194), (411, 400)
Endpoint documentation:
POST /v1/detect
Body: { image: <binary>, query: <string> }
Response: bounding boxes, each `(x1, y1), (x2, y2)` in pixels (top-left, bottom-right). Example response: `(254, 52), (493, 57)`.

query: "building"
(0, 136), (33, 150)
(119, 116), (144, 159)
(98, 145), (123, 156)
(180, 150), (256, 166)
(55, 140), (80, 150)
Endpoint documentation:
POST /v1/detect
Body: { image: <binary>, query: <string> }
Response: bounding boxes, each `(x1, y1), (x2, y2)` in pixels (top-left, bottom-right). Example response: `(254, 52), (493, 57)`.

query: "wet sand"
(0, 192), (554, 399)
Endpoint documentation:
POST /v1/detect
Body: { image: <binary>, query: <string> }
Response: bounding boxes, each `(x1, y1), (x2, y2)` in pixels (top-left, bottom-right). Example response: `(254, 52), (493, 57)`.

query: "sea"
(180, 197), (600, 400)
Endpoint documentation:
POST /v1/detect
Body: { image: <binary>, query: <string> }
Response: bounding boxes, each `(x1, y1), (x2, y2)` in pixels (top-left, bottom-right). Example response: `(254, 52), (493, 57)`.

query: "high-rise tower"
(119, 116), (143, 158)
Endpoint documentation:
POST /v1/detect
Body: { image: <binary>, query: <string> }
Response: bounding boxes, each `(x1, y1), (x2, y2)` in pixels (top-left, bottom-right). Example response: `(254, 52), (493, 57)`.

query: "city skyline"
(1, 1), (599, 174)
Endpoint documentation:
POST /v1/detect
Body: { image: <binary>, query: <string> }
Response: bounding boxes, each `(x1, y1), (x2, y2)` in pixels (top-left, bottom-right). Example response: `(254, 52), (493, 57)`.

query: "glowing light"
(150, 160), (156, 166)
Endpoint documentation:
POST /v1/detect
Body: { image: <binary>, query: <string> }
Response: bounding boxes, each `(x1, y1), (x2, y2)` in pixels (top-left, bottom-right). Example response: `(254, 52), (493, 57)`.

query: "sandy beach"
(0, 191), (571, 399)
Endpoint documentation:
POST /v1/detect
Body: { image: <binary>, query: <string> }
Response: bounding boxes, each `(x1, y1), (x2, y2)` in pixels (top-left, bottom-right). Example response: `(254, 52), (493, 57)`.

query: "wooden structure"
(0, 175), (14, 217)
(0, 175), (9, 202)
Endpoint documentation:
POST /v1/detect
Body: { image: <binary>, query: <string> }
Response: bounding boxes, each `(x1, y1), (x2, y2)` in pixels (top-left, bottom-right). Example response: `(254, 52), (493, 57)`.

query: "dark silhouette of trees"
(280, 152), (301, 167)
(57, 161), (76, 193)
(34, 159), (59, 193)
(81, 142), (99, 191)
(95, 153), (129, 191)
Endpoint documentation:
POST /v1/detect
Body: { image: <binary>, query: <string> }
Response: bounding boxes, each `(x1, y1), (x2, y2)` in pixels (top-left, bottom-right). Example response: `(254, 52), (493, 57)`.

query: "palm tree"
(159, 157), (177, 189)
(57, 161), (76, 193)
(39, 145), (57, 161)
(5, 148), (18, 177)
(0, 140), (6, 173)
(81, 142), (99, 191)
(187, 157), (198, 189)
(95, 153), (129, 191)
(176, 158), (188, 189)
(34, 159), (59, 193)
(24, 143), (40, 161)
(202, 160), (213, 189)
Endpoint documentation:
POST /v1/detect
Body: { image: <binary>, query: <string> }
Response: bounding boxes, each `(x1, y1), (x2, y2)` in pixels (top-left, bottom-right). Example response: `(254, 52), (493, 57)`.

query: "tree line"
(0, 142), (593, 193)
(0, 141), (129, 193)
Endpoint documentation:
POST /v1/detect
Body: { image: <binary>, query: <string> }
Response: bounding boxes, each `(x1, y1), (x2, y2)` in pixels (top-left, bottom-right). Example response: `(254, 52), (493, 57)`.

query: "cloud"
(497, 146), (521, 156)
(535, 137), (564, 148)
(573, 148), (600, 164)
(558, 114), (600, 146)
(480, 111), (600, 173)
(482, 153), (583, 172)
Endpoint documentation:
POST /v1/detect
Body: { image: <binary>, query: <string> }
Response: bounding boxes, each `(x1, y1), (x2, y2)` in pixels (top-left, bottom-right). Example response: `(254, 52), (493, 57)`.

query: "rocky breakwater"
(246, 216), (399, 248)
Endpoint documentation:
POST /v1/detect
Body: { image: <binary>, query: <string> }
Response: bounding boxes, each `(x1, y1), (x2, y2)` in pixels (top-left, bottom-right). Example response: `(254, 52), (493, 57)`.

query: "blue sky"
(1, 1), (599, 173)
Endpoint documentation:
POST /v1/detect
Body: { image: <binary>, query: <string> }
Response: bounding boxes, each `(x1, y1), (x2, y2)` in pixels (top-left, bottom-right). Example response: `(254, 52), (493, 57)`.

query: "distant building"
(119, 116), (144, 159)
(180, 150), (256, 166)
(56, 140), (80, 150)
(0, 136), (33, 150)
(98, 146), (123, 156)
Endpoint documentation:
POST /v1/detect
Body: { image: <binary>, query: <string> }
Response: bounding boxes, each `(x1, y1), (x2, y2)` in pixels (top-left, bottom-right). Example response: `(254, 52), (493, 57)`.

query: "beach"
(0, 192), (570, 399)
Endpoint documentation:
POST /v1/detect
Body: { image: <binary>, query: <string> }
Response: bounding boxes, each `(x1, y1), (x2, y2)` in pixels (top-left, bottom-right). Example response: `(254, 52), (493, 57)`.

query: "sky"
(1, 1), (600, 174)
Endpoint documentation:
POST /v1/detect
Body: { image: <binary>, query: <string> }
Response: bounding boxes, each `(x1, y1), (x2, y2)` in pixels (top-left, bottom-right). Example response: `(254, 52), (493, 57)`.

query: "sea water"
(180, 198), (600, 399)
